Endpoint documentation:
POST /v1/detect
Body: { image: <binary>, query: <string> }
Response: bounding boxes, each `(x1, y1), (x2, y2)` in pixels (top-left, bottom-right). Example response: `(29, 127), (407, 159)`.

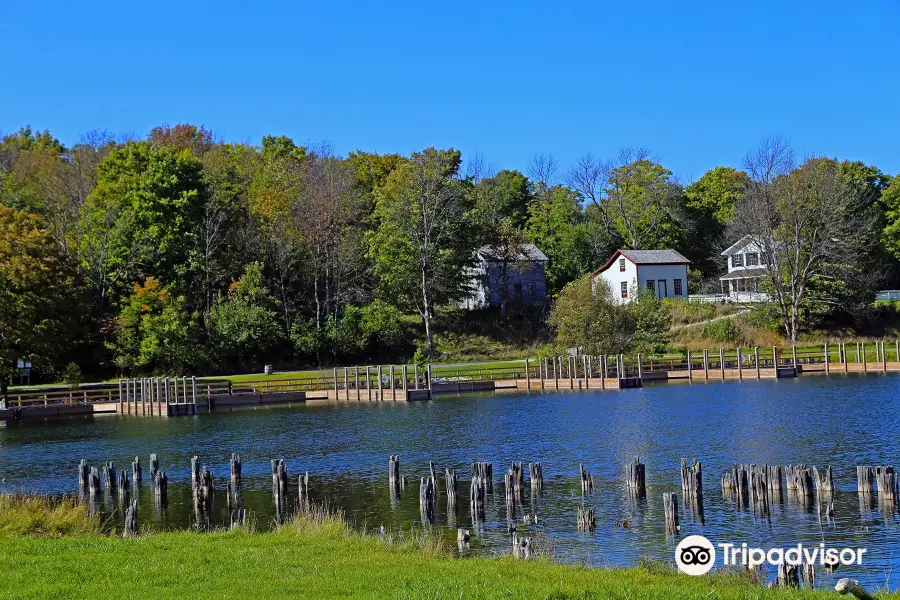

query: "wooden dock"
(3, 341), (899, 420)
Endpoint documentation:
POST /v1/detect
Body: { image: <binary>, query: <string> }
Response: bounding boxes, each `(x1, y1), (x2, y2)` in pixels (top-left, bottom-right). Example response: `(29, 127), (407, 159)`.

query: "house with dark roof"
(592, 249), (690, 304)
(719, 235), (771, 302)
(461, 243), (549, 310)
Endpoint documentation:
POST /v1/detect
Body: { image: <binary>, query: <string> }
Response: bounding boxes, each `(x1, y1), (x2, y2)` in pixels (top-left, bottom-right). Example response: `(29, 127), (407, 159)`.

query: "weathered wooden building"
(461, 244), (548, 309)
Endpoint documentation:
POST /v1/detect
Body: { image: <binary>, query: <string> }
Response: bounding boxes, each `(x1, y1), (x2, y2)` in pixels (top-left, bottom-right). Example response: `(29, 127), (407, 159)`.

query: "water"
(2, 373), (899, 588)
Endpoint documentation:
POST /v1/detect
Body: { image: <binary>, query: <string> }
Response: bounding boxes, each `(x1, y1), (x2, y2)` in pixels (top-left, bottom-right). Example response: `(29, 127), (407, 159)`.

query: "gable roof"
(592, 249), (690, 276)
(721, 235), (755, 256)
(477, 243), (548, 262)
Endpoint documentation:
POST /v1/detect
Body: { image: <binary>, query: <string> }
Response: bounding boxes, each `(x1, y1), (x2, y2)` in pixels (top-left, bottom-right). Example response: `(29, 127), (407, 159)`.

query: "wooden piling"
(88, 467), (101, 499)
(702, 349), (709, 381)
(663, 492), (679, 535)
(625, 457), (646, 498)
(579, 463), (594, 493)
(389, 365), (395, 400)
(528, 462), (543, 490)
(755, 347), (761, 378)
(824, 343), (830, 373)
(103, 461), (117, 491)
(680, 458), (702, 503)
(149, 454), (159, 479)
(576, 506), (595, 532)
(191, 456), (201, 485)
(445, 468), (457, 505)
(298, 471), (310, 506)
(776, 563), (799, 588)
(153, 471), (168, 507)
(117, 468), (130, 498)
(78, 459), (89, 490)
(230, 508), (249, 530)
(389, 455), (401, 488)
(471, 461), (493, 493)
(123, 499), (139, 537)
(230, 453), (242, 484)
(512, 533), (532, 559)
(813, 465), (834, 494)
(719, 348), (726, 378)
(419, 475), (436, 524)
(857, 466), (875, 494)
(875, 465), (897, 502)
(194, 467), (215, 514)
(366, 366), (372, 400)
(355, 367), (360, 401)
(470, 475), (487, 523)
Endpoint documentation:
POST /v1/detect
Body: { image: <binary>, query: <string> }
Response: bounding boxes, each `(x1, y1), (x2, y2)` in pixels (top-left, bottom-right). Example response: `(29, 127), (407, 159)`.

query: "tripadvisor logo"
(675, 535), (716, 575)
(674, 535), (867, 575)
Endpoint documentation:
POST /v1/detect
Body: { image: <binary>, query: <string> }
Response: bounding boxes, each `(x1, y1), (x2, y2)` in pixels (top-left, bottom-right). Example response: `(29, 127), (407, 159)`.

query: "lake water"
(2, 373), (899, 588)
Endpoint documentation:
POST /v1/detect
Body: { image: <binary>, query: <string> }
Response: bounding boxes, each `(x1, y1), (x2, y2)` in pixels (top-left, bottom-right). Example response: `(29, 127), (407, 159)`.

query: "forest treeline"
(2, 124), (900, 387)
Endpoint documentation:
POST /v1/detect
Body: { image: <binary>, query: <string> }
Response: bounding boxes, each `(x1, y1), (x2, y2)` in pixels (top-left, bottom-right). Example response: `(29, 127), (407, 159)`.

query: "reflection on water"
(2, 373), (900, 587)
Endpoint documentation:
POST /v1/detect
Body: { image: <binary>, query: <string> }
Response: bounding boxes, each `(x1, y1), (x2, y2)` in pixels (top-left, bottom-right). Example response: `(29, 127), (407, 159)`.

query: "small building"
(461, 243), (549, 309)
(719, 236), (770, 302)
(592, 249), (690, 304)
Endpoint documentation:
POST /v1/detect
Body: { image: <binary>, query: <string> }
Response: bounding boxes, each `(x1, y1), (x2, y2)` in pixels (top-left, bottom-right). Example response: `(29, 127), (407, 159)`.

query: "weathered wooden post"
(686, 350), (692, 380)
(636, 353), (643, 380)
(149, 454), (159, 479)
(230, 453), (242, 484)
(862, 342), (868, 371)
(582, 355), (588, 388)
(132, 457), (142, 485)
(576, 506), (595, 532)
(333, 368), (339, 399)
(755, 347), (761, 378)
(389, 455), (401, 488)
(529, 462), (543, 490)
(824, 343), (830, 373)
(470, 475), (487, 523)
(88, 467), (101, 499)
(882, 341), (887, 372)
(626, 457), (646, 498)
(124, 379), (130, 414)
(78, 459), (89, 490)
(365, 366), (372, 400)
(344, 367), (350, 400)
(736, 347), (743, 379)
(856, 466), (875, 495)
(471, 461), (493, 493)
(680, 458), (703, 502)
(814, 465), (834, 494)
(355, 367), (361, 400)
(154, 471), (168, 507)
(103, 461), (117, 491)
(585, 355), (591, 389)
(389, 365), (396, 400)
(191, 456), (201, 484)
(445, 468), (457, 505)
(512, 533), (532, 559)
(579, 463), (594, 493)
(117, 469), (130, 498)
(427, 364), (432, 391)
(118, 380), (124, 412)
(524, 358), (530, 390)
(835, 578), (876, 600)
(875, 466), (896, 503)
(124, 499), (139, 537)
(719, 348), (726, 378)
(844, 342), (849, 372)
(191, 376), (197, 408)
(568, 356), (574, 389)
(298, 471), (310, 506)
(792, 344), (799, 376)
(376, 366), (383, 401)
(777, 563), (800, 588)
(663, 492), (679, 535)
(402, 364), (408, 398)
(702, 349), (709, 381)
(173, 377), (179, 407)
(896, 340), (900, 364)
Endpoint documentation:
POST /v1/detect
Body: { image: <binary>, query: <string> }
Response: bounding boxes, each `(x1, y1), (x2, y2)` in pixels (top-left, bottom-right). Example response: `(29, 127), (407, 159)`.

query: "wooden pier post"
(844, 343), (849, 372)
(772, 346), (778, 373)
(719, 348), (726, 378)
(824, 343), (830, 373)
(600, 356), (606, 389)
(857, 466), (875, 495)
(625, 457), (646, 498)
(687, 350), (692, 380)
(862, 342), (867, 372)
(191, 376), (197, 407)
(586, 356), (592, 388)
(402, 365), (408, 398)
(524, 358), (530, 390)
(702, 349), (709, 381)
(344, 367), (350, 401)
(333, 368), (339, 399)
(856, 342), (861, 364)
(355, 367), (360, 400)
(376, 366), (383, 401)
(426, 364), (432, 391)
(737, 347), (743, 379)
(663, 492), (679, 535)
(896, 340), (899, 364)
(755, 347), (761, 378)
(882, 341), (887, 372)
(118, 380), (124, 412)
(366, 366), (372, 400)
(553, 357), (559, 389)
(389, 365), (395, 400)
(792, 344), (798, 376)
(182, 376), (188, 404)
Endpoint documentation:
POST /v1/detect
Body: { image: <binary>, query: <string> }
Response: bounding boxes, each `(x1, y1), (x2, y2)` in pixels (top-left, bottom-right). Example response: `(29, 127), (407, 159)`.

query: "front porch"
(720, 271), (769, 303)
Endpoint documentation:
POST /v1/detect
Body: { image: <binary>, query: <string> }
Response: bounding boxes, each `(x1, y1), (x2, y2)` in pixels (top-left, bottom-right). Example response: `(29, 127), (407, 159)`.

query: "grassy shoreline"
(0, 494), (869, 599)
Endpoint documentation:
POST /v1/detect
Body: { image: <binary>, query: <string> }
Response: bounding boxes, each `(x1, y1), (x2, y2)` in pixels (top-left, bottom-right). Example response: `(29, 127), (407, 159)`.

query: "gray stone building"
(461, 244), (549, 310)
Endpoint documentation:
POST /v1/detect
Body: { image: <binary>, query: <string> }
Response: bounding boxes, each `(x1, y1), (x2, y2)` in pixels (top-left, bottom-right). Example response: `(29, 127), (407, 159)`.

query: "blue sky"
(1, 0), (897, 183)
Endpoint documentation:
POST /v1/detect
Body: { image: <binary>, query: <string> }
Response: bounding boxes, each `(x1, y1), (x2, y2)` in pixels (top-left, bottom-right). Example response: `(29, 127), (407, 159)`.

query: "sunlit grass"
(0, 493), (101, 538)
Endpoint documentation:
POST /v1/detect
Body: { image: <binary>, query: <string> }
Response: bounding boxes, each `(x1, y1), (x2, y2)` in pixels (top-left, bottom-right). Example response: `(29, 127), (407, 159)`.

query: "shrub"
(62, 362), (81, 390)
(702, 318), (742, 343)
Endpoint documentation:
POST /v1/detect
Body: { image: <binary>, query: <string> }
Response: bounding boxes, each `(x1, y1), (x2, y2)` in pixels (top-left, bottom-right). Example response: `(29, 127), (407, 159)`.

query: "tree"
(547, 276), (635, 355)
(0, 206), (76, 402)
(881, 176), (900, 260)
(208, 263), (285, 370)
(731, 137), (870, 343)
(367, 147), (475, 355)
(627, 288), (671, 353)
(569, 149), (685, 250)
(108, 277), (200, 374)
(683, 166), (750, 276)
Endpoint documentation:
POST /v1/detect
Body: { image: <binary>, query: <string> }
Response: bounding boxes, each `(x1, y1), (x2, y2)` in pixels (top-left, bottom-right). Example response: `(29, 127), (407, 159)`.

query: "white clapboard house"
(719, 235), (771, 302)
(592, 249), (690, 304)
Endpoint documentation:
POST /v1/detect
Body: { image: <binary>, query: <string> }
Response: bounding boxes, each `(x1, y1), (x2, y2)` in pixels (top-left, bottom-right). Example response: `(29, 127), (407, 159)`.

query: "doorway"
(657, 279), (667, 299)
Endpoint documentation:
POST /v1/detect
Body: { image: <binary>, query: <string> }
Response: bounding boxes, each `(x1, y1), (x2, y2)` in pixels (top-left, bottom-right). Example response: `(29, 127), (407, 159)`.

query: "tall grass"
(0, 493), (101, 538)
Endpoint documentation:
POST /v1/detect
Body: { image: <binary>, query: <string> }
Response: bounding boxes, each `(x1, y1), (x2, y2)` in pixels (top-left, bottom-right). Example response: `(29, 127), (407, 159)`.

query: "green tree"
(548, 276), (635, 355)
(109, 277), (200, 374)
(366, 147), (475, 355)
(628, 287), (671, 353)
(208, 263), (285, 370)
(683, 166), (750, 276)
(0, 206), (76, 402)
(77, 141), (206, 314)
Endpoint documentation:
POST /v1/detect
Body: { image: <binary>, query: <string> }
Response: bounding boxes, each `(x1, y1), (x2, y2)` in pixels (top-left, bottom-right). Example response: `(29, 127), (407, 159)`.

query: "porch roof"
(719, 267), (767, 280)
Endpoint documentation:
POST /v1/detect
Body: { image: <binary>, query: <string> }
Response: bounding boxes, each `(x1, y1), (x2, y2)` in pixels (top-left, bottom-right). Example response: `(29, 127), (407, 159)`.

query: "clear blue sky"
(1, 0), (898, 183)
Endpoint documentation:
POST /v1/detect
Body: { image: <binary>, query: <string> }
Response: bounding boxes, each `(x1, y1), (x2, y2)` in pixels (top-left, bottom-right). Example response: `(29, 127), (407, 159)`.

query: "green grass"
(0, 494), (879, 599)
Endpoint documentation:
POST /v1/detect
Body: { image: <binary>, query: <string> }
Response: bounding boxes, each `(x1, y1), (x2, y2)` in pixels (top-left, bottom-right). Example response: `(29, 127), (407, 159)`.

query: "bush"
(702, 318), (742, 343)
(62, 362), (81, 390)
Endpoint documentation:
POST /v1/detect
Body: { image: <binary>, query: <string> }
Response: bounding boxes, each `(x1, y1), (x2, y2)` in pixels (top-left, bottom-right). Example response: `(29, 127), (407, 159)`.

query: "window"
(619, 258), (626, 272)
(746, 252), (759, 266)
(674, 279), (683, 296)
(620, 281), (628, 299)
(646, 280), (655, 293)
(731, 253), (744, 268)
(526, 283), (535, 297)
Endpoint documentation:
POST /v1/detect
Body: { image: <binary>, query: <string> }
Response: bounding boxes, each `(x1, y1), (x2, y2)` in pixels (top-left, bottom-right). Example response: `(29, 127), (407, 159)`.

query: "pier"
(2, 341), (899, 420)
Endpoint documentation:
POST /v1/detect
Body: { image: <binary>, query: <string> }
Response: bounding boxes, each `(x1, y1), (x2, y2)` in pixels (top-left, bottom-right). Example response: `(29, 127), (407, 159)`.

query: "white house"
(719, 235), (770, 302)
(592, 249), (690, 304)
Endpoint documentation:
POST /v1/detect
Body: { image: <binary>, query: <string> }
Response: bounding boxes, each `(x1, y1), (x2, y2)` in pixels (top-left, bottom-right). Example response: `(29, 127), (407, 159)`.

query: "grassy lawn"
(1, 528), (841, 600)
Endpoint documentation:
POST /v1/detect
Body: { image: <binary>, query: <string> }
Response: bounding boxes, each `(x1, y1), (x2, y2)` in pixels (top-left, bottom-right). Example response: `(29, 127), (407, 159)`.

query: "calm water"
(2, 373), (899, 587)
